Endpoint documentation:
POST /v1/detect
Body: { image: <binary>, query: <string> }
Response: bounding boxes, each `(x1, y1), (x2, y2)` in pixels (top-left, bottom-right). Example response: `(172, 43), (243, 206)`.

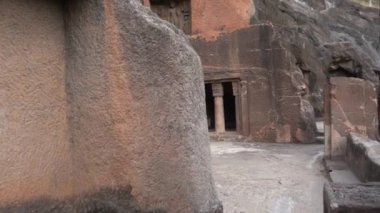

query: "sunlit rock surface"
(0, 1), (221, 212)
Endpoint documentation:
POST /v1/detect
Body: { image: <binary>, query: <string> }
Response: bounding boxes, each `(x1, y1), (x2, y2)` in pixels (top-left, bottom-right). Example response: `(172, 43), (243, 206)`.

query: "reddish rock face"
(0, 0), (221, 212)
(0, 0), (69, 202)
(325, 77), (378, 159)
(142, 0), (254, 40)
(191, 0), (254, 40)
(191, 25), (316, 143)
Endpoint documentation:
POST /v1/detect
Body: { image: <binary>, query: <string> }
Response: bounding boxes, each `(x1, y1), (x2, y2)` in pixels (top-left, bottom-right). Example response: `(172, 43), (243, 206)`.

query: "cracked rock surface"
(252, 0), (380, 115)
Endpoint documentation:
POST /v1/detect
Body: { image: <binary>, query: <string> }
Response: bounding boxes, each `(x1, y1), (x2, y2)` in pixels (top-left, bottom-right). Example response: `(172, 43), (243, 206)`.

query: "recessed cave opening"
(205, 82), (237, 132)
(205, 84), (215, 130)
(329, 67), (362, 78)
(150, 0), (191, 34)
(223, 82), (237, 131)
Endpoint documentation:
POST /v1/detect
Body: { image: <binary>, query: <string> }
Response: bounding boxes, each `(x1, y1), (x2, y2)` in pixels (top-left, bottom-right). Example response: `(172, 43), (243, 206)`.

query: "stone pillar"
(212, 83), (225, 133)
(240, 81), (250, 136)
(233, 82), (241, 133)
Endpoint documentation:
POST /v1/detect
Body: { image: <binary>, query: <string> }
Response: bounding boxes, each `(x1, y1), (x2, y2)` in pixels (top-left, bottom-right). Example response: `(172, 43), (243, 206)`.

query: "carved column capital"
(212, 83), (223, 97)
(232, 82), (239, 96)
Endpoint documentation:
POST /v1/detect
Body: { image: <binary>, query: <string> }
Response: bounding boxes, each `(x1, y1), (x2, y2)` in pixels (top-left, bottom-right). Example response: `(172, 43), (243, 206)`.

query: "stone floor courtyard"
(211, 142), (327, 213)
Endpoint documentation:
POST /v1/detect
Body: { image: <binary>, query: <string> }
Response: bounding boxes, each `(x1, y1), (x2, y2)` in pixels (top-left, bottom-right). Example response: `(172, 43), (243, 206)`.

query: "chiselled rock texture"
(324, 183), (380, 213)
(325, 77), (378, 158)
(0, 0), (221, 212)
(252, 0), (380, 115)
(192, 25), (316, 143)
(346, 133), (380, 182)
(0, 0), (69, 203)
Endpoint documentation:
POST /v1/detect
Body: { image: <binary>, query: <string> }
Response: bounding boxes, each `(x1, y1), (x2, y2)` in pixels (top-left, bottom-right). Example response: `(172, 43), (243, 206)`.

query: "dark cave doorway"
(205, 82), (237, 132)
(205, 83), (215, 131)
(223, 82), (237, 131)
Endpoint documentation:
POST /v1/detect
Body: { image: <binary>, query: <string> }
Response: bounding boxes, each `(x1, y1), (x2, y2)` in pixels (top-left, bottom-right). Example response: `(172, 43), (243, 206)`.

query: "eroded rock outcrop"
(0, 0), (221, 212)
(252, 0), (380, 115)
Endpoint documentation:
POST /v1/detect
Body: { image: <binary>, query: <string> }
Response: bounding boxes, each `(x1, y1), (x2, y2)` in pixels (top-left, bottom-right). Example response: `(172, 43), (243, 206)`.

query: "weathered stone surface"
(0, 0), (221, 212)
(323, 183), (380, 213)
(0, 0), (69, 204)
(252, 0), (380, 115)
(0, 187), (144, 213)
(325, 77), (378, 158)
(352, 0), (380, 7)
(191, 24), (316, 143)
(346, 133), (380, 182)
(191, 0), (254, 40)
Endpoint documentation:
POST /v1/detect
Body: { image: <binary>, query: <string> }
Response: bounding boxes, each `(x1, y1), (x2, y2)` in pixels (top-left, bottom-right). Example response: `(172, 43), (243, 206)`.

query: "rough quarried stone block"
(323, 183), (380, 213)
(0, 0), (221, 212)
(346, 133), (380, 182)
(325, 77), (378, 159)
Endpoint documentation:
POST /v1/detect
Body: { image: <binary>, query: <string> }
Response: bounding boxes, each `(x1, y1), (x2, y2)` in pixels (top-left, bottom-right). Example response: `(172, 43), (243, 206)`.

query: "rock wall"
(0, 0), (221, 212)
(192, 25), (316, 143)
(252, 0), (380, 116)
(0, 0), (69, 202)
(191, 0), (254, 40)
(325, 77), (378, 159)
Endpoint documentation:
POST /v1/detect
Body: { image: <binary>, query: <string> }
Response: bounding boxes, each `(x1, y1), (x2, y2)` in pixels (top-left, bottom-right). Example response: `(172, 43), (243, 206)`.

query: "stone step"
(209, 132), (245, 142)
(346, 133), (380, 182)
(324, 183), (380, 213)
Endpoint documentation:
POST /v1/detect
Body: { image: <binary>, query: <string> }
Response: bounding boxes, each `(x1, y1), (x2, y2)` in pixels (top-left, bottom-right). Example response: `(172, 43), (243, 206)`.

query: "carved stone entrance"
(205, 81), (239, 134)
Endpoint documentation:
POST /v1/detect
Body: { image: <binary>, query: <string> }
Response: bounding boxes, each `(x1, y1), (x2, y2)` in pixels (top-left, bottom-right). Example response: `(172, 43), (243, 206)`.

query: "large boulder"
(0, 0), (221, 212)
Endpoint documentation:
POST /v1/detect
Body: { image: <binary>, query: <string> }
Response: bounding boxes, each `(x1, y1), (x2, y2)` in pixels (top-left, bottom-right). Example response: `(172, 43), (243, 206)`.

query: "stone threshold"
(324, 183), (380, 213)
(346, 133), (380, 182)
